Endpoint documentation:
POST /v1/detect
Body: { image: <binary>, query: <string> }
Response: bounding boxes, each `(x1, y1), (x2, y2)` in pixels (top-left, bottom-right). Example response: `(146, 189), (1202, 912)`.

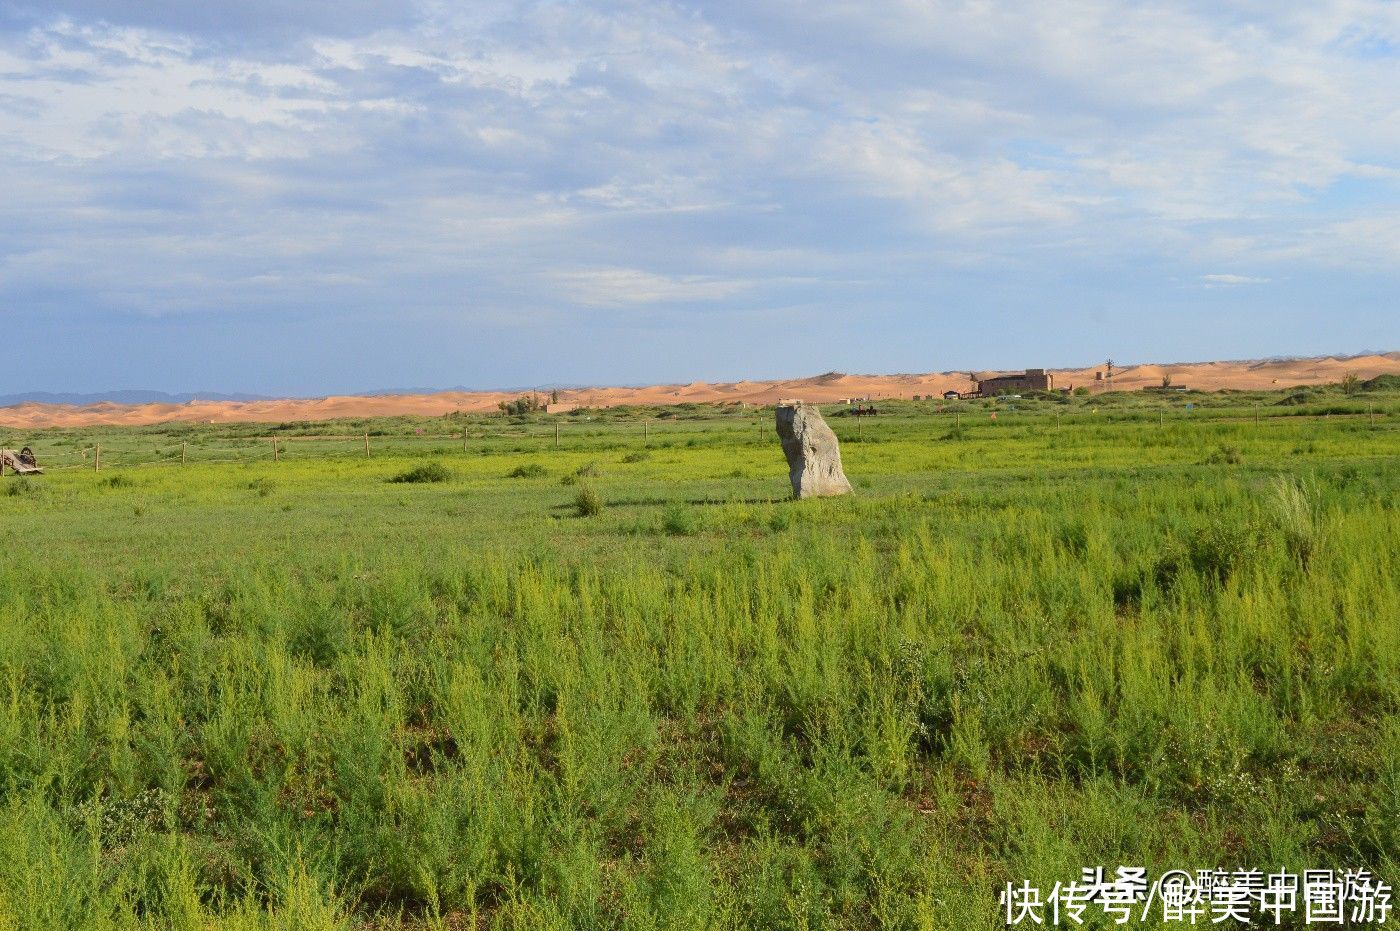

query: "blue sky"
(2, 1), (1397, 396)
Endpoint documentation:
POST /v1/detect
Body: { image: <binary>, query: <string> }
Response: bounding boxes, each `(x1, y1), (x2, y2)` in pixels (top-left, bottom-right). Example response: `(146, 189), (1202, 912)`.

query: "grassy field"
(1, 383), (1397, 929)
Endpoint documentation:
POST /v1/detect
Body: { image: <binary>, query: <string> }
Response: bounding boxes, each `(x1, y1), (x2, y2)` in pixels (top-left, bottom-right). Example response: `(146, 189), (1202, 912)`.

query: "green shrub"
(100, 474), (134, 489)
(4, 478), (41, 497)
(1187, 520), (1257, 584)
(388, 462), (453, 484)
(507, 463), (548, 478)
(621, 451), (650, 463)
(1203, 444), (1243, 465)
(575, 461), (600, 478)
(574, 485), (603, 517)
(662, 502), (699, 536)
(497, 394), (543, 416)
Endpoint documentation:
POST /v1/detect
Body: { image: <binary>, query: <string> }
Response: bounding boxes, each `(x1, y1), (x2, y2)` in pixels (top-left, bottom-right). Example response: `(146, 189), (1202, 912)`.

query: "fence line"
(1, 405), (1391, 477)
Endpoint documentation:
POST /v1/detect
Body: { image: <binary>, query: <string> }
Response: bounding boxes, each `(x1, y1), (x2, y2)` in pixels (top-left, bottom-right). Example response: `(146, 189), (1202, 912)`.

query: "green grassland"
(1, 382), (1398, 929)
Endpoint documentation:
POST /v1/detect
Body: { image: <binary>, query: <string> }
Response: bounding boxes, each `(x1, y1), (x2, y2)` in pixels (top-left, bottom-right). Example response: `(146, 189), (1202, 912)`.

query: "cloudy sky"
(2, 1), (1397, 395)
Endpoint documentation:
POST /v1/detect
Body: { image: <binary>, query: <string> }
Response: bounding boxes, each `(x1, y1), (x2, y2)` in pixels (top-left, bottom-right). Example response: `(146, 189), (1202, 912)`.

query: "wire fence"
(0, 421), (777, 474)
(0, 402), (1392, 477)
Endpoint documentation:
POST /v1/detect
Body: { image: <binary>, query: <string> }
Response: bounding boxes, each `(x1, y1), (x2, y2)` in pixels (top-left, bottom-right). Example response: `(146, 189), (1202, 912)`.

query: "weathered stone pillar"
(774, 402), (853, 499)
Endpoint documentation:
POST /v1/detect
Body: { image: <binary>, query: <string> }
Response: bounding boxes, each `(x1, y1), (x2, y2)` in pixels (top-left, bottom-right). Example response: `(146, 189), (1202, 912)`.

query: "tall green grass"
(0, 390), (1396, 928)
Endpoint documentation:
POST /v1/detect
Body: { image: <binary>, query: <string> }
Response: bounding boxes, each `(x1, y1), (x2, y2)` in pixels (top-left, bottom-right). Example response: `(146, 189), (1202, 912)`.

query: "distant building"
(942, 390), (962, 400)
(977, 368), (1053, 396)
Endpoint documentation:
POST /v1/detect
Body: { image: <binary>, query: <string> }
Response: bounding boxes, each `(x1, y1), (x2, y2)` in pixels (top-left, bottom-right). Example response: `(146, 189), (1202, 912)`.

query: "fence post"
(463, 431), (467, 453)
(182, 442), (187, 465)
(272, 438), (279, 462)
(364, 433), (370, 458)
(643, 420), (648, 440)
(95, 445), (100, 473)
(554, 422), (559, 449)
(1370, 404), (1375, 426)
(1160, 408), (1164, 428)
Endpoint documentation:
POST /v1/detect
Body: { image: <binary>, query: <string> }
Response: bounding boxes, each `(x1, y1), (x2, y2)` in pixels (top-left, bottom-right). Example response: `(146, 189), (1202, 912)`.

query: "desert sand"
(2, 353), (1395, 429)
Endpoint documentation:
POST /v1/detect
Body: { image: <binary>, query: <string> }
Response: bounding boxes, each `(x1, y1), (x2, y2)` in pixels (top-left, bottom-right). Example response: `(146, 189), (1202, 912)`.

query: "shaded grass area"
(0, 393), (1397, 929)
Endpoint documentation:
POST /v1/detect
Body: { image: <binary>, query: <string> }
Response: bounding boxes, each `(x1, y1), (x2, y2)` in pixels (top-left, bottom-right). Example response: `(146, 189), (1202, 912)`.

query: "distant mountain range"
(0, 384), (611, 408)
(4, 353), (1394, 414)
(0, 390), (273, 408)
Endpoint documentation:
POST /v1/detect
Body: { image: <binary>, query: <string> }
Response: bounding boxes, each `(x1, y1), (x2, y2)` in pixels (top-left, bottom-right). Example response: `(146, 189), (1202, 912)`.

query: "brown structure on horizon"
(977, 368), (1054, 396)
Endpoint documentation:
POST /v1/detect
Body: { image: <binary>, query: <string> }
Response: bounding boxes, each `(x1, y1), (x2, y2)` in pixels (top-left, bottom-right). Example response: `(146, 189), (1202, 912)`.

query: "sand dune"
(2, 353), (1395, 429)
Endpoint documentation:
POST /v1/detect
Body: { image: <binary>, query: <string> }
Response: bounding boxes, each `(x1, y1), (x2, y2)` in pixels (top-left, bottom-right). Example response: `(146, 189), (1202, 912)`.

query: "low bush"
(1186, 520), (1257, 584)
(4, 478), (42, 498)
(247, 477), (275, 497)
(1203, 444), (1243, 465)
(574, 485), (603, 517)
(662, 502), (699, 536)
(388, 463), (453, 484)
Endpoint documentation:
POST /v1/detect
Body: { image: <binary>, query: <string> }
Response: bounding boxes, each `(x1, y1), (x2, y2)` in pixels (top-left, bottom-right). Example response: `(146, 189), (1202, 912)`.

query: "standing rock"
(775, 402), (853, 499)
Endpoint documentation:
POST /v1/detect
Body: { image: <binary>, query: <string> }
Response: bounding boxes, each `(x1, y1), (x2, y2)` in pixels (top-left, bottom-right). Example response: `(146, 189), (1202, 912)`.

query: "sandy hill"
(2, 353), (1395, 429)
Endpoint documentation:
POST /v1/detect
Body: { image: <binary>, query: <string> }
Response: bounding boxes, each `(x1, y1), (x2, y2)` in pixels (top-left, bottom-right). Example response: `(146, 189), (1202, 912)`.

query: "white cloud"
(1202, 274), (1271, 286)
(552, 268), (753, 306)
(0, 0), (1398, 353)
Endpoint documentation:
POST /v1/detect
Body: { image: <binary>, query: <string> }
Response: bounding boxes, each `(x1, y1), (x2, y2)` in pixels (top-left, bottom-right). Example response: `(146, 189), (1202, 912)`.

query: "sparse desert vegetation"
(0, 384), (1396, 929)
